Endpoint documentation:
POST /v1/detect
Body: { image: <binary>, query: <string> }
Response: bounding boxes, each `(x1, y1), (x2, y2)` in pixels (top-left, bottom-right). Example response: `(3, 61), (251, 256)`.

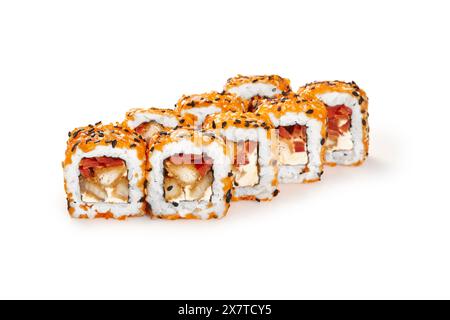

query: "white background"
(0, 0), (449, 299)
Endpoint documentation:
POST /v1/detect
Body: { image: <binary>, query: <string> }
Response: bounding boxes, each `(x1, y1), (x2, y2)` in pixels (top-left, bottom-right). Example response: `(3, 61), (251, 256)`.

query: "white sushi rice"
(316, 92), (364, 165)
(180, 106), (222, 128)
(267, 113), (324, 184)
(227, 83), (282, 100)
(147, 136), (232, 219)
(64, 145), (145, 219)
(125, 111), (179, 130)
(220, 127), (277, 200)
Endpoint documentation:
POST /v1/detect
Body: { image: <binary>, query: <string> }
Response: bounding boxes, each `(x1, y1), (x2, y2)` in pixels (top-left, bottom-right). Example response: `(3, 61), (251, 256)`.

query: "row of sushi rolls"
(63, 75), (369, 220)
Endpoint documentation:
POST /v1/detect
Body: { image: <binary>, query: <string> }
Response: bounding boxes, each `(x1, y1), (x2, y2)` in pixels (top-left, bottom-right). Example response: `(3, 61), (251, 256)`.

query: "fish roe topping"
(175, 91), (246, 113)
(64, 122), (146, 166)
(298, 80), (368, 112)
(203, 111), (274, 131)
(256, 93), (327, 124)
(224, 74), (292, 94)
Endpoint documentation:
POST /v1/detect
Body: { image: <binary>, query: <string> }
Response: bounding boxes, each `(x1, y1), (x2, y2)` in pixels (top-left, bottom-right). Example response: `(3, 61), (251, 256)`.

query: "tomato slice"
(80, 167), (94, 178)
(292, 125), (306, 140)
(194, 163), (212, 177)
(326, 105), (353, 138)
(96, 157), (125, 167)
(279, 126), (291, 139)
(293, 140), (305, 153)
(79, 157), (124, 179)
(80, 158), (100, 169)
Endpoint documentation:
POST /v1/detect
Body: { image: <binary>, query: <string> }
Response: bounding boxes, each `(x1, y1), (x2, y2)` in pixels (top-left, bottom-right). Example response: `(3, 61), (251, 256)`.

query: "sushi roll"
(146, 129), (233, 220)
(63, 123), (147, 219)
(123, 107), (192, 144)
(298, 81), (369, 166)
(175, 91), (246, 129)
(256, 94), (327, 184)
(224, 75), (292, 112)
(203, 112), (278, 201)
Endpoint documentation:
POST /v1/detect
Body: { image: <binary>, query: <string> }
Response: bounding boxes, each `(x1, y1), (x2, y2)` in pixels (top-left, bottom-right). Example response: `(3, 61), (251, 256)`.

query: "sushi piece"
(123, 107), (192, 144)
(298, 81), (369, 166)
(63, 123), (147, 219)
(204, 112), (278, 201)
(146, 129), (233, 220)
(175, 91), (246, 129)
(224, 75), (292, 112)
(256, 94), (327, 184)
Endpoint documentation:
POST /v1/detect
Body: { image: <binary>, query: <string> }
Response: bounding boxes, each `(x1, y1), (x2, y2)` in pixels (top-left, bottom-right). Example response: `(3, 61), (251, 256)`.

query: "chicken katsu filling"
(164, 154), (213, 202)
(326, 105), (353, 151)
(278, 125), (308, 166)
(79, 157), (129, 204)
(135, 121), (164, 143)
(232, 141), (260, 187)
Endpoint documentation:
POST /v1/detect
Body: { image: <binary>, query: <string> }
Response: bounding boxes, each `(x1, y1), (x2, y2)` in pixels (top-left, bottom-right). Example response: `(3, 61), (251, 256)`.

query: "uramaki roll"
(175, 91), (246, 129)
(203, 112), (278, 201)
(63, 123), (147, 219)
(298, 81), (369, 166)
(146, 129), (233, 220)
(224, 74), (292, 112)
(256, 94), (327, 184)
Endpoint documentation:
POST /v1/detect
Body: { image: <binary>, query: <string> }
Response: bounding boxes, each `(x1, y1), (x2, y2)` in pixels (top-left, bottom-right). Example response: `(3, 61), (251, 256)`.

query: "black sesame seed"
(277, 107), (282, 112)
(222, 121), (227, 129)
(212, 121), (216, 129)
(71, 142), (80, 152)
(180, 119), (185, 124)
(362, 119), (367, 126)
(352, 91), (359, 97)
(273, 189), (280, 197)
(306, 109), (314, 114)
(95, 121), (102, 126)
(172, 202), (179, 207)
(72, 129), (82, 138)
(245, 121), (250, 127)
(320, 138), (325, 145)
(167, 186), (173, 191)
(226, 190), (232, 203)
(111, 140), (117, 148)
(130, 143), (137, 148)
(359, 97), (364, 105)
(234, 119), (241, 124)
(228, 172), (233, 177)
